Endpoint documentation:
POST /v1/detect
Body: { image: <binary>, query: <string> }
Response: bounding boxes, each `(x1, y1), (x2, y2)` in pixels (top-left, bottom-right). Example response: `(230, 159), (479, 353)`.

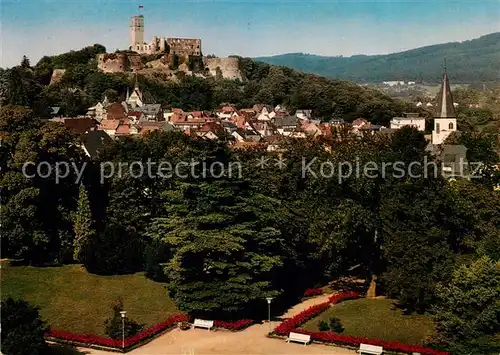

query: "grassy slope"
(1, 265), (178, 335)
(301, 298), (435, 344)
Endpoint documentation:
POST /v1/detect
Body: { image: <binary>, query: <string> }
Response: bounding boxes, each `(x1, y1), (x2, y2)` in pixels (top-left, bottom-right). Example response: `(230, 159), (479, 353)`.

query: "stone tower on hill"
(130, 15), (145, 49)
(128, 14), (199, 56)
(432, 68), (457, 145)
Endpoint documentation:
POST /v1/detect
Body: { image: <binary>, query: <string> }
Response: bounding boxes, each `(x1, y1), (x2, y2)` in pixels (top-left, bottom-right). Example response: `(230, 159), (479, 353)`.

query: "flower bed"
(304, 288), (323, 297)
(273, 291), (449, 355)
(295, 330), (449, 355)
(46, 313), (188, 352)
(274, 291), (358, 336)
(213, 319), (254, 331)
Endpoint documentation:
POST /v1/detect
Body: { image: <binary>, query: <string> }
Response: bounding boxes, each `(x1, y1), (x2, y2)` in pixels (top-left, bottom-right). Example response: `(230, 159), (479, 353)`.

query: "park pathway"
(71, 293), (355, 355)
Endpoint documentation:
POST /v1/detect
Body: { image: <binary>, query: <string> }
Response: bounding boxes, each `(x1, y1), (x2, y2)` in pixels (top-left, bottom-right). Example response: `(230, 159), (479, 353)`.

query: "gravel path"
(72, 294), (355, 355)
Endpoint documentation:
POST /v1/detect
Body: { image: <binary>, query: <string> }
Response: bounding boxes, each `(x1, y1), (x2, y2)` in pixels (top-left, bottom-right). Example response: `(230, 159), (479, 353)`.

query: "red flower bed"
(274, 291), (359, 336)
(273, 291), (449, 355)
(296, 330), (449, 355)
(47, 313), (188, 350)
(214, 319), (254, 331)
(304, 288), (323, 297)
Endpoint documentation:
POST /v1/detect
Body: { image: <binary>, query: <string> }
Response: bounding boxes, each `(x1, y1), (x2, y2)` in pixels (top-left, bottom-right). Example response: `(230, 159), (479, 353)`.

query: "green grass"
(301, 298), (435, 344)
(1, 264), (178, 335)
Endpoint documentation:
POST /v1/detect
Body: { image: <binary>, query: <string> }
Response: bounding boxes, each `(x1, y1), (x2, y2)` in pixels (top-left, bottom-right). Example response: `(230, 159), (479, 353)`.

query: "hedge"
(46, 313), (188, 351)
(273, 291), (449, 355)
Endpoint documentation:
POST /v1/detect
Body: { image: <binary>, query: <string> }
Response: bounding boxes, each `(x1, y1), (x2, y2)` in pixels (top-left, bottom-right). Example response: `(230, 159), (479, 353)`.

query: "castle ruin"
(129, 15), (201, 58)
(96, 14), (243, 80)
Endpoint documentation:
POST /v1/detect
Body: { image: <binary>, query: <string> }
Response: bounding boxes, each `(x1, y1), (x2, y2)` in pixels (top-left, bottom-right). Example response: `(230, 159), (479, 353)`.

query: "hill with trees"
(0, 45), (420, 126)
(256, 32), (500, 83)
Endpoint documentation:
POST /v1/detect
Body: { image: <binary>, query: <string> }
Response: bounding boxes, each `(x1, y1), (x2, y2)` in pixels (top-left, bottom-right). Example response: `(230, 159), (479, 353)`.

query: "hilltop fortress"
(96, 14), (243, 80)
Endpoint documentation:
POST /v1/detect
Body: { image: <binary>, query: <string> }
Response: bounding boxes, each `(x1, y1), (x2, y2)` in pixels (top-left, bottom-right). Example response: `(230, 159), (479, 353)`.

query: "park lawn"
(1, 264), (178, 335)
(301, 298), (435, 344)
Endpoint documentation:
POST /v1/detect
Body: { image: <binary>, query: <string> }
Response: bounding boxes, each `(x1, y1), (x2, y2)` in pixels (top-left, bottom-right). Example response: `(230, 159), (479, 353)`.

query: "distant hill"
(256, 33), (500, 83)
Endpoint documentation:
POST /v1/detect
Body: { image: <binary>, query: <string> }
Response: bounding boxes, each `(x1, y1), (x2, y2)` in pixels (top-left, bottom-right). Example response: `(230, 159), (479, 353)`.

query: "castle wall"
(204, 57), (242, 80)
(167, 38), (202, 57)
(127, 53), (143, 72)
(97, 53), (143, 73)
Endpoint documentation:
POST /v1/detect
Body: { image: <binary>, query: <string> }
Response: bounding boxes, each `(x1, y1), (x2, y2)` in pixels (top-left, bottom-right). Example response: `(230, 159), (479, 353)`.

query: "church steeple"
(432, 62), (458, 145)
(435, 62), (456, 118)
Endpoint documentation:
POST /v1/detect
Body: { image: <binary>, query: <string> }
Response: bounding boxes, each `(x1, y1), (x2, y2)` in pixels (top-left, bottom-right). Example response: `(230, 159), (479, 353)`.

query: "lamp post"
(120, 311), (127, 349)
(266, 297), (273, 334)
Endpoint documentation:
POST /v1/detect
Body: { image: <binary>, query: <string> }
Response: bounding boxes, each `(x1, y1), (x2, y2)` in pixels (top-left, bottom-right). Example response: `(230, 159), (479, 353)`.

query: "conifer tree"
(149, 179), (291, 319)
(73, 183), (95, 264)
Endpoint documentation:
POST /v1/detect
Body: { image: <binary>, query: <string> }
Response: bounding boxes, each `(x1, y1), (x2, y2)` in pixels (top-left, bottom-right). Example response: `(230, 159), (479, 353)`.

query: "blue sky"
(1, 0), (499, 67)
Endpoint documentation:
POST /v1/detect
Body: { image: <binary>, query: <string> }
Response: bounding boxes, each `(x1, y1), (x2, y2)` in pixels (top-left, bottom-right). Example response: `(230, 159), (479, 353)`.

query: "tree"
(1, 114), (83, 264)
(73, 184), (96, 265)
(1, 298), (48, 355)
(104, 297), (143, 339)
(102, 88), (119, 103)
(432, 257), (500, 354)
(380, 181), (455, 313)
(21, 55), (31, 69)
(149, 179), (290, 319)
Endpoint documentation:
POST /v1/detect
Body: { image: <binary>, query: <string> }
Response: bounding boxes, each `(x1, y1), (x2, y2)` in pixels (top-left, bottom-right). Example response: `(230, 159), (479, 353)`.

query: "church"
(432, 69), (457, 145)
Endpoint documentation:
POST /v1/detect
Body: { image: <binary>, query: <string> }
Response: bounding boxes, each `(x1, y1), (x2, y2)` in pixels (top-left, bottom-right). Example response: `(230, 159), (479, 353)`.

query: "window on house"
(449, 122), (454, 130)
(436, 123), (440, 134)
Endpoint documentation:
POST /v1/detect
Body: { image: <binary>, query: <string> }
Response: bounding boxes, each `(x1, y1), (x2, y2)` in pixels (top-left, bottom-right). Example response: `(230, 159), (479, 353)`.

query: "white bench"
(286, 332), (311, 346)
(358, 343), (383, 355)
(192, 319), (214, 331)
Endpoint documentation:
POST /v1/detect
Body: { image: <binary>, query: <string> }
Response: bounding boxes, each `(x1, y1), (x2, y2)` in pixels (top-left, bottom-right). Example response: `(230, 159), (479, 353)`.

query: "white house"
(390, 113), (426, 131)
(217, 106), (238, 120)
(432, 71), (457, 145)
(256, 106), (276, 121)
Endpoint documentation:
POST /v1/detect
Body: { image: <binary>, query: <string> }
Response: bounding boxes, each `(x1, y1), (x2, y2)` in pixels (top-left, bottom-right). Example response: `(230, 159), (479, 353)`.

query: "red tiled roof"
(106, 103), (126, 120)
(221, 106), (237, 113)
(352, 119), (369, 127)
(99, 119), (120, 131)
(140, 126), (160, 135)
(61, 118), (97, 134)
(115, 124), (130, 135)
(190, 111), (203, 118)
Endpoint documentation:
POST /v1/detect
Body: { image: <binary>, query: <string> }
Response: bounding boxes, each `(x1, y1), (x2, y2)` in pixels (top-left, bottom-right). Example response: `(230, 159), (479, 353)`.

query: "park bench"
(358, 343), (383, 355)
(192, 318), (214, 331)
(286, 332), (311, 345)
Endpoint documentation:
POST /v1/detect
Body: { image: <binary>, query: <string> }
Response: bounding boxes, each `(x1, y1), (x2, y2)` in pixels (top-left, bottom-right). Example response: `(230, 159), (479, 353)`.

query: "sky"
(1, 0), (499, 68)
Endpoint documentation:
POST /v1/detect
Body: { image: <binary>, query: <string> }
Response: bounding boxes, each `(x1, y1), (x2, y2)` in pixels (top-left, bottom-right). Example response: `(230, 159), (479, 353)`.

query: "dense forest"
(257, 32), (500, 83)
(0, 44), (418, 126)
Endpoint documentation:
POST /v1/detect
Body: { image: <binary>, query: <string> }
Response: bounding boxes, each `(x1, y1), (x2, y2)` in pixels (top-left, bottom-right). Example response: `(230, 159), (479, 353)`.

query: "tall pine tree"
(73, 183), (95, 265)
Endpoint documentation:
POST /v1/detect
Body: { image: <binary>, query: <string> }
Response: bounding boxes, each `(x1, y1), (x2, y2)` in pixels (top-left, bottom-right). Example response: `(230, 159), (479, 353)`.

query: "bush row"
(273, 291), (449, 355)
(47, 315), (255, 351)
(274, 291), (359, 335)
(304, 288), (323, 297)
(46, 313), (188, 350)
(297, 330), (449, 355)
(213, 319), (254, 331)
